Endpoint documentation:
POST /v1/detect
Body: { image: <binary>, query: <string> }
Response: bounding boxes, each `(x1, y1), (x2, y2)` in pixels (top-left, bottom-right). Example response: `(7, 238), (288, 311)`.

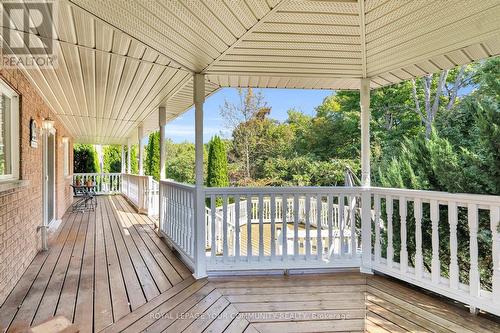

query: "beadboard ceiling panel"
(2, 0), (498, 144)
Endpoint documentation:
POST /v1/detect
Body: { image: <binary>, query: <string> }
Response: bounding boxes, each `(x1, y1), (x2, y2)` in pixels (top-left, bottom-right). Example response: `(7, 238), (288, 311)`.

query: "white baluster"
(386, 196), (393, 268)
(293, 194), (299, 257)
(235, 195), (240, 261)
(468, 203), (480, 303)
(270, 194), (276, 261)
(430, 200), (440, 284)
(247, 195), (252, 260)
(491, 206), (500, 304)
(258, 194), (264, 261)
(282, 195), (288, 260)
(374, 194), (381, 264)
(350, 195), (356, 257)
(400, 197), (408, 274)
(339, 195), (345, 256)
(210, 195), (216, 259)
(449, 201), (459, 290)
(414, 198), (423, 279)
(305, 194), (311, 259)
(223, 195), (228, 262)
(317, 194), (322, 260)
(327, 194), (333, 256)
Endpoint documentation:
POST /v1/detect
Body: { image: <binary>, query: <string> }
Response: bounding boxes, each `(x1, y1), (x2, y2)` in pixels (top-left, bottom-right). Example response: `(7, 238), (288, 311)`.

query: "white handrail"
(160, 183), (500, 316)
(121, 173), (158, 216)
(204, 188), (361, 270)
(73, 173), (122, 194)
(159, 180), (196, 269)
(370, 187), (500, 316)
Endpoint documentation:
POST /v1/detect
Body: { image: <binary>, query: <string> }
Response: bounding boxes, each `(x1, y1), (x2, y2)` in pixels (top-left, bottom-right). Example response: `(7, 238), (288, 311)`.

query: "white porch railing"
(159, 181), (500, 316)
(73, 173), (121, 194)
(369, 187), (500, 317)
(159, 180), (196, 269)
(121, 174), (159, 217)
(204, 187), (361, 271)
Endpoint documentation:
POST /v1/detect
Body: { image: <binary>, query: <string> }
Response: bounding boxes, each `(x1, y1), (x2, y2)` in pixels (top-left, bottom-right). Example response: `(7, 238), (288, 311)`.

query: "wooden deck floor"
(1, 195), (500, 333)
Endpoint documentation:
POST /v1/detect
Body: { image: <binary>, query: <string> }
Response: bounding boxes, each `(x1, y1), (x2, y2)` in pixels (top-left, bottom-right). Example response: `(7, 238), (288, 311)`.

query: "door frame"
(42, 127), (57, 237)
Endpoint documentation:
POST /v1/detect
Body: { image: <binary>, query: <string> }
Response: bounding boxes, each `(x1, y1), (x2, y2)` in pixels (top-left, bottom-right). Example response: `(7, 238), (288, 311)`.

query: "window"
(0, 79), (19, 181)
(63, 138), (69, 176)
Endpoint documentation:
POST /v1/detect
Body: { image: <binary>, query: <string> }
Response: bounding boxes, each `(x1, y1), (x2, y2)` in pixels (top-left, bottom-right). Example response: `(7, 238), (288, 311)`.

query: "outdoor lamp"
(42, 118), (55, 130)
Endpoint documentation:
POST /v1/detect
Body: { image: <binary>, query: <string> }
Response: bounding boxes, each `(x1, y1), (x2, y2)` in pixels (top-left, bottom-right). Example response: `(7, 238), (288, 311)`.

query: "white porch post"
(127, 138), (131, 174)
(193, 73), (207, 278)
(360, 78), (372, 273)
(159, 107), (167, 180)
(138, 124), (144, 176)
(360, 78), (371, 187)
(159, 107), (167, 235)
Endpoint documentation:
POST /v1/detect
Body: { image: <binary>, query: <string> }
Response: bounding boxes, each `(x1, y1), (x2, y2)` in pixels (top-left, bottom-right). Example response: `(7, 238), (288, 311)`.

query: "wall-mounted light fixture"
(61, 136), (69, 143)
(42, 118), (55, 130)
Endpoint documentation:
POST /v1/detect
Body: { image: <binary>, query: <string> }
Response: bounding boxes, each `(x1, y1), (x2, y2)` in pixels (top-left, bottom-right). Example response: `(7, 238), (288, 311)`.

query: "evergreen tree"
(207, 135), (229, 188)
(145, 131), (161, 180)
(73, 144), (99, 173)
(103, 145), (122, 173)
(125, 145), (138, 174)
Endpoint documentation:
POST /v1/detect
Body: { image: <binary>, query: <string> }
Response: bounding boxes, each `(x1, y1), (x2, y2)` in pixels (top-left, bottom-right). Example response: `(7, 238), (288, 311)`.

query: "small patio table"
(71, 184), (98, 212)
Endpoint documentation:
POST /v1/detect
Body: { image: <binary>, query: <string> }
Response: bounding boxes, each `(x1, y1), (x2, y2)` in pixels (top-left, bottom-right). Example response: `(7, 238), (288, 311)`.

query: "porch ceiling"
(4, 0), (500, 144)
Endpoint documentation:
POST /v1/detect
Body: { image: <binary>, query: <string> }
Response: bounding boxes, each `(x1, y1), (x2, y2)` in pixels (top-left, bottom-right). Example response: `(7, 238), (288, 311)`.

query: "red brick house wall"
(0, 68), (74, 305)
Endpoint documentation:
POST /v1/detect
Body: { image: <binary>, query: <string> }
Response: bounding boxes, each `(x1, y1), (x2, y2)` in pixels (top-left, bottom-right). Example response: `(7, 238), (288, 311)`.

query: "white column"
(159, 107), (167, 180)
(158, 107), (167, 235)
(193, 73), (207, 278)
(121, 145), (125, 174)
(138, 124), (144, 176)
(360, 78), (372, 273)
(360, 78), (371, 186)
(127, 138), (131, 174)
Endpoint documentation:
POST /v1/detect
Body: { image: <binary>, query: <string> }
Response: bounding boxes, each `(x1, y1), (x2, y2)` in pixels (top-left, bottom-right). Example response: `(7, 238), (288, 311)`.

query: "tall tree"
(125, 144), (138, 174)
(145, 131), (160, 180)
(220, 88), (267, 179)
(164, 140), (208, 184)
(207, 136), (229, 188)
(103, 145), (122, 173)
(411, 65), (473, 138)
(73, 144), (99, 173)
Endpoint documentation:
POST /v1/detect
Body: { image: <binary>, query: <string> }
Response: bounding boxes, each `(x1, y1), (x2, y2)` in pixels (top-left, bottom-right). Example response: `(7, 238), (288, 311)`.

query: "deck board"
(2, 195), (500, 333)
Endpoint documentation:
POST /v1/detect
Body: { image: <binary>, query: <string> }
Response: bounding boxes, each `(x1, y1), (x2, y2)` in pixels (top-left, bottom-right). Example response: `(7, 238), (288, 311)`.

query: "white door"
(42, 130), (56, 235)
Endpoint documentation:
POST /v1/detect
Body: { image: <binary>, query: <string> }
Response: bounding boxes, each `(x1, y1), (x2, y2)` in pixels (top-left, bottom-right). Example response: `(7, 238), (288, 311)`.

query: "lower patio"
(1, 195), (499, 333)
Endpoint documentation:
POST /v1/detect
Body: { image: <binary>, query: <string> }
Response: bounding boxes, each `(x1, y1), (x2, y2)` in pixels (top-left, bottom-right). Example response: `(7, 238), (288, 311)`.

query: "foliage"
(165, 140), (207, 184)
(262, 156), (360, 186)
(145, 132), (160, 180)
(126, 144), (138, 174)
(103, 145), (122, 173)
(73, 144), (99, 173)
(207, 136), (229, 187)
(220, 88), (268, 179)
(375, 58), (500, 290)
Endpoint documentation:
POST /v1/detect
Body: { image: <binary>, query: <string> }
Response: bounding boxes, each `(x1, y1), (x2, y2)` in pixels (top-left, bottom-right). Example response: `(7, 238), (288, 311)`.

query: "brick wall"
(0, 68), (74, 305)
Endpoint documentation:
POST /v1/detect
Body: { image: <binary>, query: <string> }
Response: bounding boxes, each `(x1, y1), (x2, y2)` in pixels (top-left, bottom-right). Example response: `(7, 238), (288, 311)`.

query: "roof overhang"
(2, 0), (499, 144)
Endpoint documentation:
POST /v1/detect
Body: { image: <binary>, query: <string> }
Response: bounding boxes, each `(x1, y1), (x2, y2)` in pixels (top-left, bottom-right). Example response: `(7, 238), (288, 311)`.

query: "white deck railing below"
(158, 182), (500, 317)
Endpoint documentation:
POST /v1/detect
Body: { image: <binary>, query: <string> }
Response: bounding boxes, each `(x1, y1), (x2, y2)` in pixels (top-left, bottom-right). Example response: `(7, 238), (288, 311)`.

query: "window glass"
(0, 79), (19, 181)
(63, 140), (69, 176)
(0, 93), (12, 176)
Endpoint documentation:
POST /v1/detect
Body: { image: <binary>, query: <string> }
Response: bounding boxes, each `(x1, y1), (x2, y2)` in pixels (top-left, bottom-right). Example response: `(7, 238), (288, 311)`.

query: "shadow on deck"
(1, 195), (499, 333)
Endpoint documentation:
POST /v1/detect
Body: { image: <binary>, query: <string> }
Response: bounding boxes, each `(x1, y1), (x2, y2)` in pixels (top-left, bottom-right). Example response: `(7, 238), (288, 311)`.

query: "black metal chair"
(71, 184), (97, 212)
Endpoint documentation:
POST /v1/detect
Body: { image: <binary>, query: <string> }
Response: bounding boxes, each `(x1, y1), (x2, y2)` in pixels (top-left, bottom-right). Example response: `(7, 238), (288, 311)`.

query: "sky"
(164, 88), (333, 143)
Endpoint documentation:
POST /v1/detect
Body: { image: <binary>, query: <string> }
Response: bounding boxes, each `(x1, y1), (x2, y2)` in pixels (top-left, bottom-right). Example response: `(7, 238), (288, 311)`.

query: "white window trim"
(63, 139), (69, 177)
(0, 79), (19, 182)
